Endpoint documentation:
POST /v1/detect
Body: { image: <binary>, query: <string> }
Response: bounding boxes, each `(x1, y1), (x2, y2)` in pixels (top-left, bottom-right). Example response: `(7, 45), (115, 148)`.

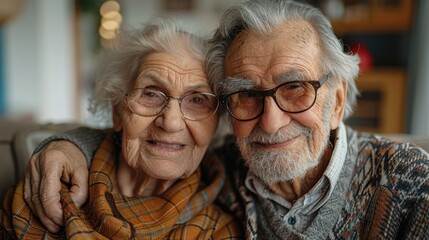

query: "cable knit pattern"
(217, 126), (429, 239)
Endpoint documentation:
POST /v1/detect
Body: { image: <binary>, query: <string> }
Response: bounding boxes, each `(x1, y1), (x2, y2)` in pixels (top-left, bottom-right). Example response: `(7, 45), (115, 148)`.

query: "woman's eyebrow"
(183, 84), (213, 92)
(137, 72), (163, 83)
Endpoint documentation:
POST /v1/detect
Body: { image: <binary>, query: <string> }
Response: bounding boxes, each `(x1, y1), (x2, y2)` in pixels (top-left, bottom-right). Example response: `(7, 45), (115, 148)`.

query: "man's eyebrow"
(218, 77), (256, 95)
(274, 71), (305, 84)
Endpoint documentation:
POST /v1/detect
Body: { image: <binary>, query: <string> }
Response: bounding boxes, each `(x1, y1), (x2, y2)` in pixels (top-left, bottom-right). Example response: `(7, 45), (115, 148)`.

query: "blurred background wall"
(2, 0), (75, 122)
(0, 0), (428, 136)
(0, 0), (238, 125)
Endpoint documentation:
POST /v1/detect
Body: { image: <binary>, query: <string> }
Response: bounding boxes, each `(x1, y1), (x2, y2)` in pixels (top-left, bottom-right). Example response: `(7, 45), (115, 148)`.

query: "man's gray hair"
(206, 0), (360, 119)
(89, 18), (207, 125)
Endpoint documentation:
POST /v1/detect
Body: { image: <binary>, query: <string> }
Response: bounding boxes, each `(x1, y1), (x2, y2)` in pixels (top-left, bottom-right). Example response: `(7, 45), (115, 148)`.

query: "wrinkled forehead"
(228, 19), (319, 55)
(224, 19), (321, 80)
(135, 51), (209, 93)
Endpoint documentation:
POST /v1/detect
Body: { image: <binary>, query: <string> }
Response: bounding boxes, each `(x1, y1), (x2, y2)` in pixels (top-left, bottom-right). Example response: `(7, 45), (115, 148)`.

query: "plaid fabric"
(1, 134), (242, 239)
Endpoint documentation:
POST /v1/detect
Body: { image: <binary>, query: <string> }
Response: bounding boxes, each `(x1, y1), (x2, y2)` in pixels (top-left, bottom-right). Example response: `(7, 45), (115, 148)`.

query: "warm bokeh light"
(101, 18), (119, 31)
(99, 26), (117, 40)
(99, 0), (122, 42)
(100, 1), (120, 17)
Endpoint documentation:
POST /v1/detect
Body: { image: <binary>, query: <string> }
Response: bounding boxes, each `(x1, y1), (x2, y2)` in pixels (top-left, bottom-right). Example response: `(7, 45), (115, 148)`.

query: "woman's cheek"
(121, 134), (142, 169)
(199, 121), (218, 146)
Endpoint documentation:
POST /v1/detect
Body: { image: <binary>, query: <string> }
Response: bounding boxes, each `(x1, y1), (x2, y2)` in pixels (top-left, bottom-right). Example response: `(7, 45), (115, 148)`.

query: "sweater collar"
(244, 122), (348, 212)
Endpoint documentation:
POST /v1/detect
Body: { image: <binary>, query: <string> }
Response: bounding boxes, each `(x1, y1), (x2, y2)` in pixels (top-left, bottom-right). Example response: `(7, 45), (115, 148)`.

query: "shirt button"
(288, 216), (296, 225)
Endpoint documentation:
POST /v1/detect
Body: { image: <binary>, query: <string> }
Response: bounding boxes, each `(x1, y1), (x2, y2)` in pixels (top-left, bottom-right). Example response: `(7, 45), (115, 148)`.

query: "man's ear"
(330, 80), (347, 130)
(112, 104), (123, 131)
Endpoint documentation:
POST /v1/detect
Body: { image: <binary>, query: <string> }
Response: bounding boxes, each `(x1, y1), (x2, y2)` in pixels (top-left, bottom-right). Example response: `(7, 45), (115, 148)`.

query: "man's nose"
(258, 97), (291, 134)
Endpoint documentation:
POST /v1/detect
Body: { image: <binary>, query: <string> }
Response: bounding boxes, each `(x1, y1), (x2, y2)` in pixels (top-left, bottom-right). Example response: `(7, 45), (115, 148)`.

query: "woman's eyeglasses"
(123, 88), (219, 121)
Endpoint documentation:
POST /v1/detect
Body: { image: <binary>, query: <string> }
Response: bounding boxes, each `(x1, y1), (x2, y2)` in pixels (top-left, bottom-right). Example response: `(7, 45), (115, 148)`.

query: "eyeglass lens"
(126, 88), (218, 120)
(226, 81), (318, 120)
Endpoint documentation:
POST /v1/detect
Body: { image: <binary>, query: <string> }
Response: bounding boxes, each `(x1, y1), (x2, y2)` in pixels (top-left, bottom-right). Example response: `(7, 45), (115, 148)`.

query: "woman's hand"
(23, 140), (89, 233)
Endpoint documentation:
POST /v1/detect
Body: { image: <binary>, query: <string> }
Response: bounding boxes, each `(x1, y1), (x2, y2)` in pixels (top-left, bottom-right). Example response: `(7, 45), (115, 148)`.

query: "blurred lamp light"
(100, 1), (120, 17)
(108, 12), (122, 23)
(99, 26), (117, 40)
(101, 19), (119, 31)
(99, 0), (122, 43)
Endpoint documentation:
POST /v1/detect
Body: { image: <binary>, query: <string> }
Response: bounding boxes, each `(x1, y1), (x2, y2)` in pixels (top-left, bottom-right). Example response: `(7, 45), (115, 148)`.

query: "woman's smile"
(148, 140), (186, 151)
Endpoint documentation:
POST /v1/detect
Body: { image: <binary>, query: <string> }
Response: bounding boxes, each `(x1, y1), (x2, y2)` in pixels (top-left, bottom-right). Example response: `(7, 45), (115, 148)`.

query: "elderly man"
(21, 0), (429, 239)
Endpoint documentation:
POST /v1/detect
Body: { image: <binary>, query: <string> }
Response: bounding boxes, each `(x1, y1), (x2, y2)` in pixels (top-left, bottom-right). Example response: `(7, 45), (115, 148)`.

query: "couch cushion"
(0, 120), (38, 202)
(383, 134), (429, 153)
(0, 145), (16, 203)
(12, 123), (80, 179)
(0, 120), (80, 202)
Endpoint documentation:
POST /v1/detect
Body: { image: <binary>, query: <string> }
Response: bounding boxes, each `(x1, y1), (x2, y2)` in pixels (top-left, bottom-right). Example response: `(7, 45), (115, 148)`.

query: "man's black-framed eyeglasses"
(123, 88), (219, 121)
(220, 73), (330, 121)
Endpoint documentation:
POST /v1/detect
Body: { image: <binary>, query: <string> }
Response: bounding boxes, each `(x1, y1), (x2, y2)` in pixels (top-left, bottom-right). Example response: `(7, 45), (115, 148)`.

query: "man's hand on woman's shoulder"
(23, 140), (89, 233)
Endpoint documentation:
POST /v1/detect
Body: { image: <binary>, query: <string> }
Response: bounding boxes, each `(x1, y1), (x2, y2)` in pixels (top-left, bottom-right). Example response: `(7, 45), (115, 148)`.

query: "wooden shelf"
(346, 68), (406, 133)
(0, 0), (22, 25)
(330, 0), (415, 35)
(328, 1), (415, 133)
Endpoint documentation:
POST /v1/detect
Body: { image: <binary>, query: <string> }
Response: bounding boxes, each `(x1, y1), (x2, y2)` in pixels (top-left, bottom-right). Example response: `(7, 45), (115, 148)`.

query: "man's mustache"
(244, 121), (312, 145)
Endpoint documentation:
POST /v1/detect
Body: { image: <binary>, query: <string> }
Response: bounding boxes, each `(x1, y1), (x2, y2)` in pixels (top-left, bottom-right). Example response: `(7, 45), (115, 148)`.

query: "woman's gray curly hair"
(206, 0), (360, 119)
(89, 18), (207, 126)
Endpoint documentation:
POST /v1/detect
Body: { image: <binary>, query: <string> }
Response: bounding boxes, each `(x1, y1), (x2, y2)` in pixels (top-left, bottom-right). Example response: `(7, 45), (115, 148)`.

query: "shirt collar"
(323, 122), (347, 195)
(244, 122), (348, 209)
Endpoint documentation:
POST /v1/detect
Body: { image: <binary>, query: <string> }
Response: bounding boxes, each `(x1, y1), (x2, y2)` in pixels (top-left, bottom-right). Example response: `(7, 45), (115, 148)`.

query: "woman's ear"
(112, 104), (123, 131)
(329, 80), (347, 130)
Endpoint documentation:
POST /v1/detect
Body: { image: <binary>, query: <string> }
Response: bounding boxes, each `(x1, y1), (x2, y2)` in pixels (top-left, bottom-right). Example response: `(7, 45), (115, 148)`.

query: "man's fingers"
(69, 167), (89, 208)
(24, 155), (60, 232)
(40, 169), (64, 227)
(32, 192), (61, 233)
(23, 167), (37, 214)
(22, 140), (90, 233)
(24, 155), (42, 215)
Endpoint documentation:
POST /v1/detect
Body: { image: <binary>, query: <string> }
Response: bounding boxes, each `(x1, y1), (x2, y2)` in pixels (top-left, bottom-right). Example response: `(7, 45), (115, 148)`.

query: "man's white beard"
(238, 121), (330, 184)
(245, 140), (318, 184)
(237, 100), (334, 185)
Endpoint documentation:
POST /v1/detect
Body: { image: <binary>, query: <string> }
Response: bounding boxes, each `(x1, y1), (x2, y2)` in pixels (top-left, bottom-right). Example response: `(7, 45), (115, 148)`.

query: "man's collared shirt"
(244, 122), (348, 232)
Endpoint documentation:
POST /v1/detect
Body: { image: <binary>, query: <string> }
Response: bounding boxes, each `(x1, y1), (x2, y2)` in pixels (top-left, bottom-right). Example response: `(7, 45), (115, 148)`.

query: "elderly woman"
(0, 19), (241, 239)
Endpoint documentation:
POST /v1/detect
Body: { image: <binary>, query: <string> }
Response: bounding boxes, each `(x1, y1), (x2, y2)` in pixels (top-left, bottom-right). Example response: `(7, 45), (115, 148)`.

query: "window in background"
(0, 28), (5, 116)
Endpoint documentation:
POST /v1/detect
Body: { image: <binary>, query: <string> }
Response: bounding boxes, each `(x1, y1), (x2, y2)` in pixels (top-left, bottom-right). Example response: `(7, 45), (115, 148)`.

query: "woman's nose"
(154, 100), (186, 132)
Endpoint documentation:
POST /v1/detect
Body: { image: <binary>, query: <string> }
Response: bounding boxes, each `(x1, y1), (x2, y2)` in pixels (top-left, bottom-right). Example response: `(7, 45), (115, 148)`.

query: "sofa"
(0, 120), (80, 202)
(1, 119), (429, 203)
